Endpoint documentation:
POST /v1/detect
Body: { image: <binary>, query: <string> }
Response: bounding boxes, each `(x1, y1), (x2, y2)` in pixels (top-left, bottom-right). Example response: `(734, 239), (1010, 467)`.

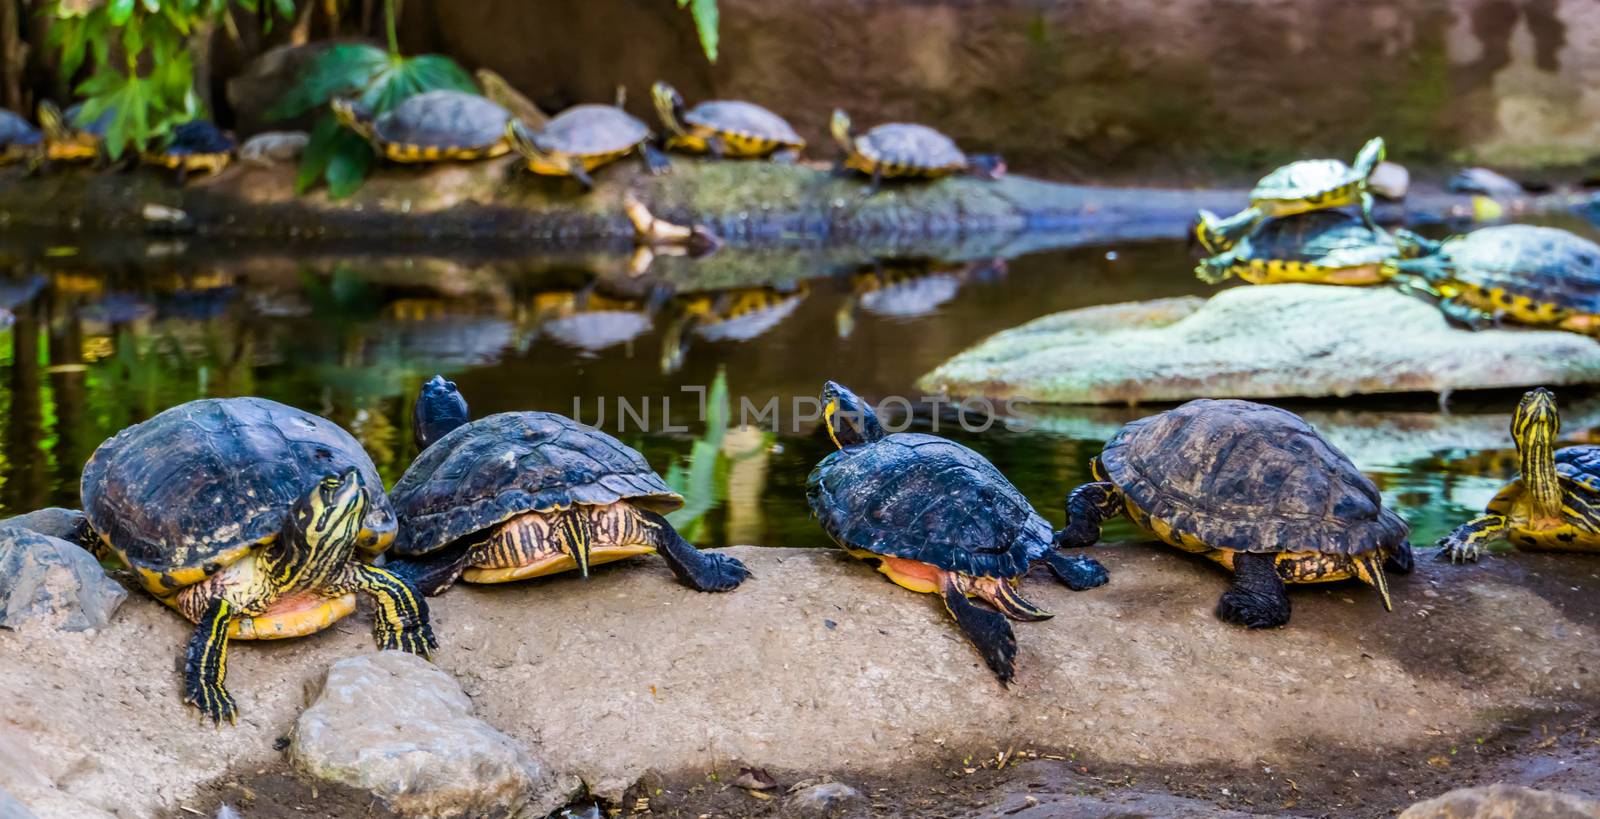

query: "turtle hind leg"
(940, 574), (1017, 684)
(631, 506), (750, 592)
(1215, 552), (1290, 629)
(1436, 514), (1509, 563)
(1041, 550), (1109, 591)
(1384, 540), (1416, 575)
(385, 542), (472, 596)
(332, 563), (437, 657)
(184, 597), (239, 725)
(1054, 481), (1122, 548)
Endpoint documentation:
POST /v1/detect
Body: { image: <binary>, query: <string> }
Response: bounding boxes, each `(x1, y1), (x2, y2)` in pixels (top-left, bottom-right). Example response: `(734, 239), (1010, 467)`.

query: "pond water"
(1, 221), (1596, 551)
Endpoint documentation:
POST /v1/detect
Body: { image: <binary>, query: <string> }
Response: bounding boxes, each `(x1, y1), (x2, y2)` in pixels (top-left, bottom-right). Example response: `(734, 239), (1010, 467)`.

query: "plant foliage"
(678, 0), (719, 62)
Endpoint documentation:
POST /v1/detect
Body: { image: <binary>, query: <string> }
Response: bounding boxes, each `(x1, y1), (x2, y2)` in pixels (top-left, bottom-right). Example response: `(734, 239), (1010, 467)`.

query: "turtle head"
(505, 118), (554, 161)
(37, 101), (71, 141)
(1353, 136), (1386, 177)
(414, 374), (469, 451)
(830, 109), (854, 153)
(1390, 228), (1442, 259)
(330, 98), (374, 138)
(967, 154), (1006, 180)
(1192, 208), (1261, 255)
(1514, 387), (1563, 517)
(284, 469), (369, 570)
(651, 81), (687, 134)
(822, 380), (884, 449)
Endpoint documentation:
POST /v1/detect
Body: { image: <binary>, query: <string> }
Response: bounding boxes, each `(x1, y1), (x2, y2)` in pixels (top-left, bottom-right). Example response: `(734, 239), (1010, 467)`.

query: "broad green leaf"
(690, 0), (718, 62)
(325, 138), (374, 199)
(266, 43), (390, 120)
(295, 113), (342, 194)
(108, 0), (135, 25)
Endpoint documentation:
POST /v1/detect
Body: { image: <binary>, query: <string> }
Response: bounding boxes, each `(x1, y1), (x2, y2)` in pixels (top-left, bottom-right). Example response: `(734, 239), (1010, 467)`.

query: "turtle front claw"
(688, 551), (752, 593)
(185, 678), (238, 726)
(1434, 535), (1481, 564)
(378, 618), (438, 658)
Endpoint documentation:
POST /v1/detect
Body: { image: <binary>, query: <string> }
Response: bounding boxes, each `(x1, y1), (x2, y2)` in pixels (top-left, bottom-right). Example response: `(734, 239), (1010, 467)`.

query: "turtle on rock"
(651, 81), (804, 161)
(1438, 388), (1600, 561)
(1196, 137), (1386, 251)
(333, 91), (512, 163)
(1057, 399), (1413, 628)
(830, 109), (1004, 195)
(1194, 209), (1397, 286)
(140, 119), (236, 184)
(1383, 225), (1600, 335)
(78, 398), (434, 724)
(386, 375), (750, 595)
(507, 101), (669, 190)
(806, 381), (1108, 683)
(0, 109), (42, 165)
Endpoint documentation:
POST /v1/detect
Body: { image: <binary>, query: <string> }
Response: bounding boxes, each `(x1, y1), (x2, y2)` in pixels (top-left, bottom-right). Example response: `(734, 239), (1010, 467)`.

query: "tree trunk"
(1, 0), (26, 112)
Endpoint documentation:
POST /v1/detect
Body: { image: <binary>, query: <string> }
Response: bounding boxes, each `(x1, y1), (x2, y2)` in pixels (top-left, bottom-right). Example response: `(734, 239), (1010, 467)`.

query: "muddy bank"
(5, 545), (1600, 816)
(0, 158), (1576, 246)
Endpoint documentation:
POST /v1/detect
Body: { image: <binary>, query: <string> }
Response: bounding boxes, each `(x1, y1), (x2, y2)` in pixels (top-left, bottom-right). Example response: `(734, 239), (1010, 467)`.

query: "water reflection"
(0, 234), (1594, 551)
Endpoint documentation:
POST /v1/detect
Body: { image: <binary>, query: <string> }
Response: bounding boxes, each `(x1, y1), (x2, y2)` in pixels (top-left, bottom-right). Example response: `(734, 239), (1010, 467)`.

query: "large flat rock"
(918, 284), (1600, 404)
(3, 545), (1598, 815)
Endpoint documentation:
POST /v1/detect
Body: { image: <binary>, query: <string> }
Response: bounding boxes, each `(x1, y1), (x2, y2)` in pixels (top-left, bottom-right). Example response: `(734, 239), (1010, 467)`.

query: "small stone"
(239, 131), (310, 167)
(1368, 161), (1410, 200)
(289, 651), (581, 817)
(1448, 168), (1525, 198)
(0, 524), (125, 632)
(784, 781), (864, 817)
(1399, 784), (1600, 818)
(2, 508), (88, 543)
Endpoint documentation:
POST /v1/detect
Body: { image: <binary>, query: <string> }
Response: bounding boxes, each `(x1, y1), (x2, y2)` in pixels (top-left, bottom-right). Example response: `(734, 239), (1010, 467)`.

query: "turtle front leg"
(1359, 190), (1379, 233)
(640, 143), (672, 175)
(329, 563), (437, 657)
(1054, 481), (1123, 549)
(1436, 514), (1509, 563)
(769, 148), (800, 165)
(567, 159), (597, 191)
(863, 165), (884, 197)
(1040, 550), (1109, 591)
(1437, 297), (1498, 331)
(631, 505), (751, 592)
(1216, 552), (1290, 629)
(939, 573), (1017, 684)
(386, 542), (474, 596)
(184, 598), (239, 725)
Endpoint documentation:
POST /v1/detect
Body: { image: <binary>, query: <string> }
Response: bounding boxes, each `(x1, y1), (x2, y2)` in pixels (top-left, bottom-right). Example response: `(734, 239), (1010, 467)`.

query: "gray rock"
(1399, 784), (1600, 818)
(0, 785), (39, 819)
(239, 131), (309, 167)
(784, 781), (864, 817)
(1449, 167), (1526, 198)
(2, 508), (88, 543)
(918, 285), (1600, 404)
(0, 525), (124, 632)
(1368, 161), (1410, 200)
(289, 651), (579, 818)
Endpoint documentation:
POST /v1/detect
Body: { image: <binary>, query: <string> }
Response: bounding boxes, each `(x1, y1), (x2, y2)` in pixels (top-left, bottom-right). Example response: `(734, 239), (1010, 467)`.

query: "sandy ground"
(2, 544), (1598, 817)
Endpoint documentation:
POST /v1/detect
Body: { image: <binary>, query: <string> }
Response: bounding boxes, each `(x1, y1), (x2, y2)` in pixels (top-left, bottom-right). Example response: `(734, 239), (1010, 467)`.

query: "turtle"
(523, 285), (660, 354)
(830, 109), (1004, 195)
(140, 119), (235, 184)
(332, 91), (512, 163)
(1381, 225), (1600, 335)
(650, 81), (804, 161)
(1438, 388), (1600, 561)
(1197, 137), (1386, 251)
(78, 397), (434, 724)
(385, 375), (751, 596)
(806, 381), (1109, 683)
(660, 283), (809, 374)
(1194, 209), (1398, 285)
(506, 103), (669, 190)
(0, 109), (41, 165)
(1056, 399), (1413, 629)
(35, 101), (112, 167)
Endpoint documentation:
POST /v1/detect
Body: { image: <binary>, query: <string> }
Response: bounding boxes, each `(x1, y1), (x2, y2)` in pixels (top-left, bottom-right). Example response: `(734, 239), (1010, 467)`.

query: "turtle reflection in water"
(660, 283), (810, 373)
(836, 257), (1005, 338)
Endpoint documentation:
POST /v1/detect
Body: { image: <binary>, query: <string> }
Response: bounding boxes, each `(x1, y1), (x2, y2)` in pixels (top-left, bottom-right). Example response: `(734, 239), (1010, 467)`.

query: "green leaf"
(266, 43), (389, 120)
(325, 137), (374, 199)
(295, 113), (342, 194)
(690, 0), (718, 62)
(108, 0), (136, 25)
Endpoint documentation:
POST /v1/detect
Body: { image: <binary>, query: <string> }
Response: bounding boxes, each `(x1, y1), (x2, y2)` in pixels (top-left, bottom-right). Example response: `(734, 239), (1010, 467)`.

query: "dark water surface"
(1, 222), (1596, 550)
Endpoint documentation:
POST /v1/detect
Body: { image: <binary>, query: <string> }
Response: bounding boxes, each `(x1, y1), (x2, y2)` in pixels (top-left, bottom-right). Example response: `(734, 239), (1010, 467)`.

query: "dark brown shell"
(1100, 399), (1409, 555)
(80, 397), (396, 583)
(389, 411), (682, 557)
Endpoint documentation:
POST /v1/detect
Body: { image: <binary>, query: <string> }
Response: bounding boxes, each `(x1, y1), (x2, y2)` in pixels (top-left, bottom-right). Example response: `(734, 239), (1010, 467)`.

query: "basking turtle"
(661, 283), (809, 374)
(830, 109), (1003, 195)
(140, 120), (235, 183)
(36, 101), (111, 167)
(651, 81), (804, 161)
(807, 381), (1108, 682)
(1057, 399), (1412, 628)
(1382, 225), (1600, 335)
(332, 91), (512, 163)
(1439, 388), (1600, 561)
(0, 110), (41, 165)
(506, 103), (668, 189)
(79, 398), (433, 723)
(1194, 210), (1398, 285)
(387, 375), (750, 595)
(1198, 137), (1386, 251)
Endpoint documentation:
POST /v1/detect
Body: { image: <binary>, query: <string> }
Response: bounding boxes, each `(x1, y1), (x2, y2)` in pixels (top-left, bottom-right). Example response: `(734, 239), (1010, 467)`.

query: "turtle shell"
(1252, 158), (1360, 202)
(63, 103), (113, 138)
(375, 90), (509, 150)
(1100, 399), (1408, 556)
(806, 433), (1053, 578)
(1231, 211), (1396, 267)
(855, 123), (966, 172)
(535, 104), (651, 158)
(389, 411), (683, 557)
(80, 398), (396, 594)
(0, 110), (40, 148)
(685, 100), (803, 146)
(162, 120), (235, 156)
(1435, 225), (1600, 314)
(1558, 445), (1600, 492)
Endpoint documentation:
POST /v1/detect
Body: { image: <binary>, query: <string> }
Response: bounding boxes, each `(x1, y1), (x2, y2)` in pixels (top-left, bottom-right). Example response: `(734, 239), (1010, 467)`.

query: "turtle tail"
(1353, 136), (1385, 178)
(1355, 553), (1394, 612)
(384, 544), (471, 597)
